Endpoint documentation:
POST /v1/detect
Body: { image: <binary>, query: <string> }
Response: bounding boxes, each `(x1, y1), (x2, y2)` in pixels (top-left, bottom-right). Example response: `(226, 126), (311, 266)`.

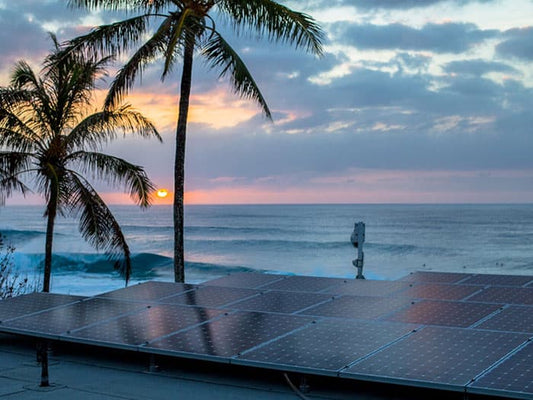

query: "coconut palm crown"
(0, 36), (162, 292)
(67, 0), (324, 282)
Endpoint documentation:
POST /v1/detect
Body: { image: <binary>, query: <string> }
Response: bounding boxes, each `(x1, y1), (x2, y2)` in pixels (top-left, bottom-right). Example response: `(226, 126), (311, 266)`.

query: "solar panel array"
(0, 271), (532, 399)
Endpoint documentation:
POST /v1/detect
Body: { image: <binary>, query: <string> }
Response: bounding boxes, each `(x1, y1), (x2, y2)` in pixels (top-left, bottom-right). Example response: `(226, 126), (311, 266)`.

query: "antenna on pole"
(351, 222), (365, 279)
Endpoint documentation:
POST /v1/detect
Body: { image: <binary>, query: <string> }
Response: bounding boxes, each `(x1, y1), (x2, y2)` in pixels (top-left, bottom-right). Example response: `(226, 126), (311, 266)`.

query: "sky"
(0, 0), (532, 205)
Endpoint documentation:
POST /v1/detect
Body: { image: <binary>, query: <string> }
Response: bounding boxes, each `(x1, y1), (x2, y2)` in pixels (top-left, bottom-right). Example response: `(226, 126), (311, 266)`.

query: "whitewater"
(1, 204), (532, 295)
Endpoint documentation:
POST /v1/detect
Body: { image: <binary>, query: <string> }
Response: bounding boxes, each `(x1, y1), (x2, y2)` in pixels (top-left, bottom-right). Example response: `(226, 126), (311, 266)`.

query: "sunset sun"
(156, 189), (169, 198)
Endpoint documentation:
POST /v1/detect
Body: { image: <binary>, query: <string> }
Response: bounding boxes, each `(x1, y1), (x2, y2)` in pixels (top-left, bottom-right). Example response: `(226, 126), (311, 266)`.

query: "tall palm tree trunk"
(173, 37), (194, 283)
(43, 183), (58, 293)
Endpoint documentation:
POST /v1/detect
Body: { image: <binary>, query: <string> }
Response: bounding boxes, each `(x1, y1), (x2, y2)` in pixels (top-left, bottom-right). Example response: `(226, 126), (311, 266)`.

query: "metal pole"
(351, 222), (365, 279)
(37, 341), (49, 387)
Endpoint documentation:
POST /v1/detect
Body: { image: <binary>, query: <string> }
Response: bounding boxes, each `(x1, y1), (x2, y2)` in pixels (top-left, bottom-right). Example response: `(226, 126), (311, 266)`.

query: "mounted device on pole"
(351, 222), (365, 279)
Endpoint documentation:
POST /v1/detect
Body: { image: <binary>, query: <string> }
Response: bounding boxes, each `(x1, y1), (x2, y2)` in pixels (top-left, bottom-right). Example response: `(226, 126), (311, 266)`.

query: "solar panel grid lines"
(468, 340), (533, 399)
(392, 282), (484, 301)
(236, 319), (418, 375)
(158, 285), (261, 308)
(3, 273), (533, 399)
(468, 305), (508, 329)
(461, 274), (533, 287)
(321, 280), (412, 297)
(98, 281), (196, 302)
(475, 305), (533, 334)
(143, 311), (314, 361)
(0, 297), (149, 338)
(257, 275), (346, 293)
(341, 326), (530, 390)
(200, 272), (284, 289)
(226, 290), (334, 314)
(67, 304), (227, 348)
(398, 271), (474, 284)
(0, 293), (84, 323)
(298, 294), (415, 320)
(383, 299), (504, 328)
(468, 286), (533, 305)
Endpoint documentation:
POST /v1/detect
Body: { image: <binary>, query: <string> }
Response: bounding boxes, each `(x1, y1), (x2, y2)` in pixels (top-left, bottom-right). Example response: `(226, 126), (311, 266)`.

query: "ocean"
(1, 204), (532, 295)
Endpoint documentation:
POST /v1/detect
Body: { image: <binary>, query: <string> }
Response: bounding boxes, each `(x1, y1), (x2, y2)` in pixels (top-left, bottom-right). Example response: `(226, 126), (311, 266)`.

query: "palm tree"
(0, 36), (161, 292)
(66, 0), (324, 283)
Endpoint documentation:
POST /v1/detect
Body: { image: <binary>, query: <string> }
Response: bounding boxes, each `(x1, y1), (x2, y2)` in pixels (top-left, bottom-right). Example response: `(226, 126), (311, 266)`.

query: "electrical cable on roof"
(283, 373), (311, 400)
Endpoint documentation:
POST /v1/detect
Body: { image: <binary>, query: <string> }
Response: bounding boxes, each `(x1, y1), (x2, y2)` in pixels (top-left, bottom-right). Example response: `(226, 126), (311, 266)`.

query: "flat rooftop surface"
(0, 271), (532, 399)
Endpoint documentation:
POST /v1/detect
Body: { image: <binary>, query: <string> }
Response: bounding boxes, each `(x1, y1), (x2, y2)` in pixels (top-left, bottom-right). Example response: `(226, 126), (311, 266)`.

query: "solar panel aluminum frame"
(465, 341), (533, 400)
(138, 342), (233, 365)
(339, 369), (469, 394)
(467, 381), (533, 400)
(232, 356), (342, 378)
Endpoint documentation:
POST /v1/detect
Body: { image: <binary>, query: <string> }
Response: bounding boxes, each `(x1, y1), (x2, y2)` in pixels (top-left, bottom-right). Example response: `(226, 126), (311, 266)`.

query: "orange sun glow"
(156, 189), (169, 198)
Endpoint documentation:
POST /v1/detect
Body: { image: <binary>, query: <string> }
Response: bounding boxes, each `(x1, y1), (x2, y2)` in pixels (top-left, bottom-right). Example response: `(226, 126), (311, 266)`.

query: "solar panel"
(68, 304), (225, 347)
(461, 274), (533, 287)
(323, 280), (411, 297)
(384, 300), (502, 327)
(237, 319), (417, 374)
(160, 286), (259, 308)
(476, 305), (533, 334)
(259, 275), (345, 292)
(144, 311), (313, 360)
(299, 295), (413, 320)
(394, 283), (482, 301)
(201, 272), (284, 289)
(0, 293), (83, 322)
(228, 290), (333, 314)
(342, 326), (528, 389)
(98, 281), (195, 301)
(1, 298), (145, 337)
(399, 271), (472, 284)
(468, 287), (533, 305)
(469, 342), (533, 399)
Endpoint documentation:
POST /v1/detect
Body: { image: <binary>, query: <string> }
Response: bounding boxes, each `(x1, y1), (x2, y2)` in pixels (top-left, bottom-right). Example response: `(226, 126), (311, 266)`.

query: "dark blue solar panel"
(228, 290), (332, 314)
(237, 319), (417, 373)
(68, 305), (225, 346)
(144, 311), (313, 359)
(462, 274), (533, 287)
(201, 272), (283, 289)
(99, 281), (195, 301)
(468, 287), (533, 305)
(384, 300), (502, 327)
(324, 280), (411, 297)
(394, 283), (482, 301)
(259, 275), (345, 292)
(343, 326), (528, 388)
(469, 342), (533, 398)
(160, 286), (259, 308)
(299, 295), (413, 320)
(0, 293), (83, 322)
(476, 305), (533, 334)
(1, 298), (145, 336)
(400, 271), (472, 284)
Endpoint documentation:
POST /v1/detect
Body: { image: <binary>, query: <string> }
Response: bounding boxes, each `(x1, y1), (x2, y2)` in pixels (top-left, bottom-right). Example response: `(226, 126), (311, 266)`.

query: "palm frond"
(104, 17), (172, 109)
(67, 0), (172, 13)
(66, 172), (132, 284)
(162, 9), (195, 79)
(66, 14), (153, 59)
(202, 32), (271, 119)
(0, 152), (34, 205)
(67, 151), (155, 208)
(66, 105), (161, 151)
(217, 0), (324, 56)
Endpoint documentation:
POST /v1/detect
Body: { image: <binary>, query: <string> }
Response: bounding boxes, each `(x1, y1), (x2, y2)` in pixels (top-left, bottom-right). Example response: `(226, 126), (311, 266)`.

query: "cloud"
(334, 22), (498, 53)
(443, 59), (518, 76)
(346, 0), (496, 10)
(496, 27), (533, 61)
